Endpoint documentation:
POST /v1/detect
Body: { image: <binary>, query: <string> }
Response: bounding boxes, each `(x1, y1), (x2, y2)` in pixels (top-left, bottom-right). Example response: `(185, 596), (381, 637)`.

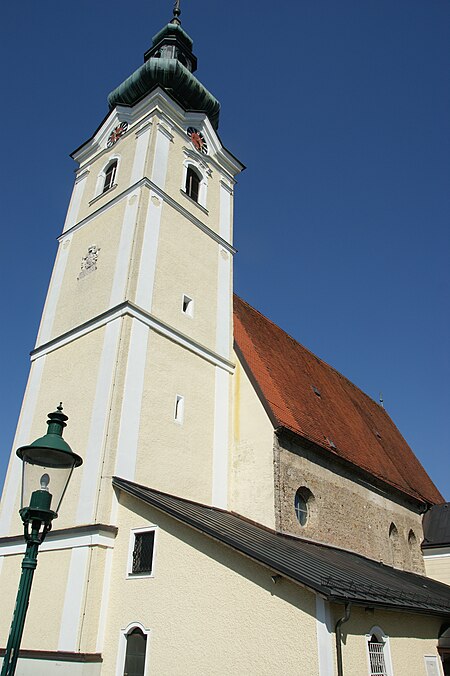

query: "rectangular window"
(182, 294), (193, 316)
(130, 530), (155, 576)
(174, 394), (184, 423)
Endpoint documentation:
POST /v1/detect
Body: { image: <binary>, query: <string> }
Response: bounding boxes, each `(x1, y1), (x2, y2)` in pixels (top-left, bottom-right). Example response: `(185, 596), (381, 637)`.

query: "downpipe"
(335, 603), (351, 676)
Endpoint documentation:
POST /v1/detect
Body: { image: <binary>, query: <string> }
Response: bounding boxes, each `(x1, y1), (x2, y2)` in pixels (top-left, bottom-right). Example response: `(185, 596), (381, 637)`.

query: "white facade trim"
(0, 356), (46, 537)
(151, 121), (172, 188)
(74, 90), (243, 178)
(215, 247), (231, 358)
(135, 119), (153, 139)
(114, 320), (149, 481)
(58, 546), (90, 651)
(219, 179), (232, 241)
(59, 177), (236, 254)
(96, 546), (114, 653)
(31, 302), (235, 373)
(315, 596), (334, 676)
(75, 319), (121, 524)
(36, 237), (72, 347)
(62, 168), (89, 233)
(0, 527), (116, 557)
(109, 188), (140, 307)
(135, 192), (163, 312)
(115, 622), (151, 676)
(212, 367), (230, 508)
(130, 122), (152, 185)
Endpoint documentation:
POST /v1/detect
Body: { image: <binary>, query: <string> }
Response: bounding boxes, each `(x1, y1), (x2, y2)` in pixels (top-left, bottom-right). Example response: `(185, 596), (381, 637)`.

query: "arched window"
(408, 529), (421, 570)
(366, 627), (393, 676)
(389, 522), (402, 568)
(294, 487), (314, 527)
(123, 627), (147, 676)
(103, 160), (118, 193)
(185, 166), (201, 202)
(368, 634), (388, 675)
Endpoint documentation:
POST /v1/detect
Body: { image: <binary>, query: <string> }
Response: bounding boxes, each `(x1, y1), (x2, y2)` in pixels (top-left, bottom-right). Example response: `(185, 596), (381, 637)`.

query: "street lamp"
(1, 404), (82, 676)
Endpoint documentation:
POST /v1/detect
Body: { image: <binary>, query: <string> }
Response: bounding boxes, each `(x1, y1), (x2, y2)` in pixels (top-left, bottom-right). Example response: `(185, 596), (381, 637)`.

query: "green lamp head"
(16, 404), (83, 516)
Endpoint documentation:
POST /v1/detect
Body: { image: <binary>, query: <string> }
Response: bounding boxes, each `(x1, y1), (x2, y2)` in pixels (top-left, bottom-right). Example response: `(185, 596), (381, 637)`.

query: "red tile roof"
(233, 295), (443, 506)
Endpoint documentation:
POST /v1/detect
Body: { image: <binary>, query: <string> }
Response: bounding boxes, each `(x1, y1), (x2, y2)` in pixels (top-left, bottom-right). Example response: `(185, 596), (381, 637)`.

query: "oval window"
(294, 489), (309, 526)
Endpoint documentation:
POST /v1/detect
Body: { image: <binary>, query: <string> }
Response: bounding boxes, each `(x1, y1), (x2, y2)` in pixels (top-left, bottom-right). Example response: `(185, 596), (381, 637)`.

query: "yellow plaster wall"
(133, 330), (215, 504)
(3, 325), (112, 536)
(101, 494), (318, 676)
(0, 548), (72, 650)
(337, 604), (444, 676)
(424, 554), (450, 587)
(150, 203), (220, 350)
(51, 201), (129, 339)
(230, 355), (276, 528)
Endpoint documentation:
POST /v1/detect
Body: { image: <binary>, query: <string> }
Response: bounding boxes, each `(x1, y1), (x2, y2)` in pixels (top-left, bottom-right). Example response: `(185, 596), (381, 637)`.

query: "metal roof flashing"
(113, 476), (450, 617)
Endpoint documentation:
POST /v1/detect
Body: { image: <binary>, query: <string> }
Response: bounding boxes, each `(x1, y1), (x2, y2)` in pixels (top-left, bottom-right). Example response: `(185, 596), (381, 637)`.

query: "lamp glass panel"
(21, 458), (75, 514)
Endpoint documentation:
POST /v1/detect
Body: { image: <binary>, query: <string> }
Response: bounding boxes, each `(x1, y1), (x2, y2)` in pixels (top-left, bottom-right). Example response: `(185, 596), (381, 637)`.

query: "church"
(0, 5), (449, 676)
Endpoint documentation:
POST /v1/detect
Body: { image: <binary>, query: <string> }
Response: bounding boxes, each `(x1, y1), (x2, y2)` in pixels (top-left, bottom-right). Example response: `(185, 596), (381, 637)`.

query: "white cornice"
(0, 525), (116, 557)
(31, 301), (235, 373)
(58, 177), (236, 254)
(72, 88), (244, 178)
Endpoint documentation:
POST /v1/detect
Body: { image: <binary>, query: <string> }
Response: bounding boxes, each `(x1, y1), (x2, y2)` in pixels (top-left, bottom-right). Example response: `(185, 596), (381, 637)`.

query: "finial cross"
(173, 0), (181, 21)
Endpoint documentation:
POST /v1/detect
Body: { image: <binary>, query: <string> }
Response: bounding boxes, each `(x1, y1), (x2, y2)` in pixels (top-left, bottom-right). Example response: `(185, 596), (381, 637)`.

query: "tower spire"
(172, 0), (181, 25)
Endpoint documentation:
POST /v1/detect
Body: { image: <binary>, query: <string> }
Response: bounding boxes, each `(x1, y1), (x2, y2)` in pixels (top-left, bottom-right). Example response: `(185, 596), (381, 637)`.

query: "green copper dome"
(107, 19), (220, 130)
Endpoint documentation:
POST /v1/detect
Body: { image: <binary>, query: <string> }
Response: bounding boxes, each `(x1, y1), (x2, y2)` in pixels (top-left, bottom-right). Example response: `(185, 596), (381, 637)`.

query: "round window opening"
(294, 488), (310, 526)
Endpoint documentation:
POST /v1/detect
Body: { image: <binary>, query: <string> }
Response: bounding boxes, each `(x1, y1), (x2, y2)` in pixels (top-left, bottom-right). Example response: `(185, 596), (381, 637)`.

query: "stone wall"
(274, 433), (425, 574)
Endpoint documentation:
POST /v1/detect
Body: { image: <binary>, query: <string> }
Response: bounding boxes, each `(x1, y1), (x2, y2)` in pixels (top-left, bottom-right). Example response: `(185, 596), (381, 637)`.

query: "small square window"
(130, 530), (155, 576)
(182, 294), (194, 317)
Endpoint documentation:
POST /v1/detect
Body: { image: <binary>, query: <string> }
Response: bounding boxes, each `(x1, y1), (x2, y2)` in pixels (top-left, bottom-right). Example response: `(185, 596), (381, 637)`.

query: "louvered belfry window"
(368, 635), (388, 676)
(132, 531), (155, 575)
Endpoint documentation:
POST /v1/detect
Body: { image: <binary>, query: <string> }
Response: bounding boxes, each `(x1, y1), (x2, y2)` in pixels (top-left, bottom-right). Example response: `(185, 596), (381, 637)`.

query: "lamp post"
(1, 404), (82, 676)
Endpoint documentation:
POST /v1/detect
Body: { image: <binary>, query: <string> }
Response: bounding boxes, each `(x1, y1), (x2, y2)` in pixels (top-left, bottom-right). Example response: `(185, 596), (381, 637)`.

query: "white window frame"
(181, 159), (208, 208)
(423, 655), (443, 676)
(181, 293), (194, 318)
(126, 526), (157, 580)
(365, 626), (394, 676)
(95, 154), (121, 197)
(116, 621), (151, 676)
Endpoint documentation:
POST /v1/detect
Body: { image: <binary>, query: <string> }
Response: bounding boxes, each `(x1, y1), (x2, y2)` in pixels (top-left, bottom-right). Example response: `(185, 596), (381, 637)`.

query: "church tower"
(0, 5), (243, 665)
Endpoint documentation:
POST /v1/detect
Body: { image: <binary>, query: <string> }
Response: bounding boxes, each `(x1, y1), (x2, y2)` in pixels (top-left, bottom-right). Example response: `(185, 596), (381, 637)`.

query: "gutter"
(335, 603), (351, 676)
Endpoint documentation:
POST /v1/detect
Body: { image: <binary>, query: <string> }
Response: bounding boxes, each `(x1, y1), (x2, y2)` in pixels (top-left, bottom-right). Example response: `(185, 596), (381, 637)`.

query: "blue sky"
(0, 0), (449, 500)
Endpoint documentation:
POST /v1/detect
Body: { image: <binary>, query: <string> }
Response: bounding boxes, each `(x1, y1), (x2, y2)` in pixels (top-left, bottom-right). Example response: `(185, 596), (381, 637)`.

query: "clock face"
(107, 121), (128, 148)
(187, 127), (208, 155)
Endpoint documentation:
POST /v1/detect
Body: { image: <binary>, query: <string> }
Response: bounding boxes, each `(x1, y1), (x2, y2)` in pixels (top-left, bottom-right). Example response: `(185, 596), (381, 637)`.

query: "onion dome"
(107, 5), (220, 129)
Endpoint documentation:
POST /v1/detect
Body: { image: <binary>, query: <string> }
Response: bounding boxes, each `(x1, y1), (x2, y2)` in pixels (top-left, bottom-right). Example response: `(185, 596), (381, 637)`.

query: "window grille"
(368, 638), (388, 676)
(132, 531), (155, 575)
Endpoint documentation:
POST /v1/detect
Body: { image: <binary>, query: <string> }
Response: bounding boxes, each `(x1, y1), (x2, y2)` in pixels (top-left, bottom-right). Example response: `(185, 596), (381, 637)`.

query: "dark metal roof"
(113, 477), (450, 617)
(423, 503), (450, 548)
